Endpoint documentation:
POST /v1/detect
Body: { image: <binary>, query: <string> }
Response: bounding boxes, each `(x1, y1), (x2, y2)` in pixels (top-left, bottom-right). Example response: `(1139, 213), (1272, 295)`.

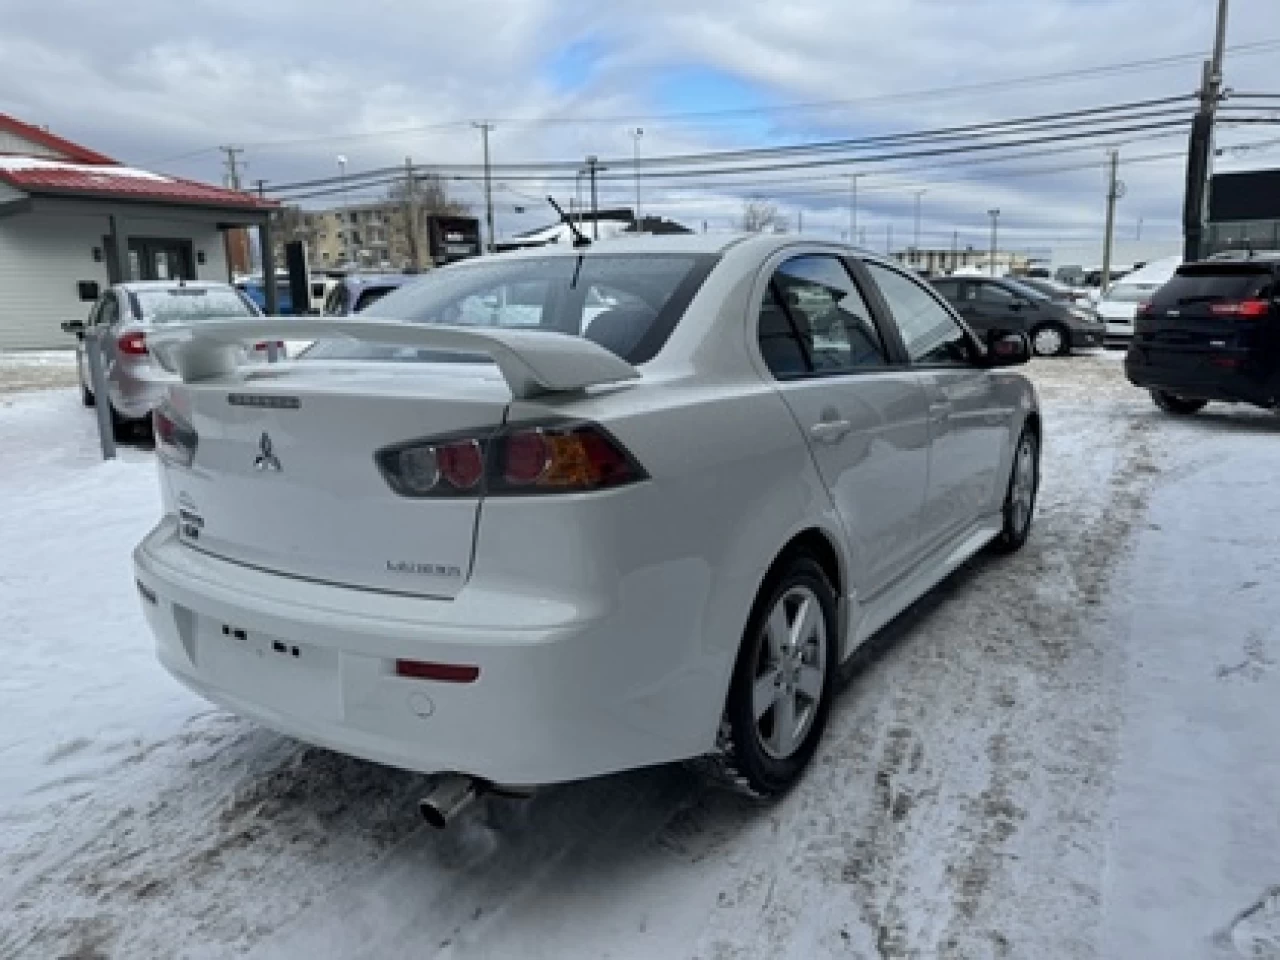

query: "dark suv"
(930, 275), (1104, 356)
(1125, 258), (1280, 414)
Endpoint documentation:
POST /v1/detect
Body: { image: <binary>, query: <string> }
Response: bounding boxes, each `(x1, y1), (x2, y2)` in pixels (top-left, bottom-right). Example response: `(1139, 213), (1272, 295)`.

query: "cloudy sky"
(3, 0), (1278, 255)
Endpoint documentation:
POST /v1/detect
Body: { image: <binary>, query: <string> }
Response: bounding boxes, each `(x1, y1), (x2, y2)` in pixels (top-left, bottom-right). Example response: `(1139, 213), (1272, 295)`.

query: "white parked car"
(1095, 255), (1181, 344)
(134, 235), (1040, 818)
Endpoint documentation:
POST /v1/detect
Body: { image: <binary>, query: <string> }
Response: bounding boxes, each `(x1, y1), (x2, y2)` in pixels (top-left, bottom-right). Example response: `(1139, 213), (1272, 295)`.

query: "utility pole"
(951, 229), (959, 273)
(219, 146), (245, 190)
(1100, 149), (1123, 294)
(886, 223), (893, 257)
(630, 128), (644, 229)
(473, 122), (496, 253)
(1183, 0), (1230, 261)
(1136, 216), (1144, 241)
(987, 209), (1001, 275)
(797, 209), (803, 234)
(404, 157), (422, 271)
(585, 155), (605, 239)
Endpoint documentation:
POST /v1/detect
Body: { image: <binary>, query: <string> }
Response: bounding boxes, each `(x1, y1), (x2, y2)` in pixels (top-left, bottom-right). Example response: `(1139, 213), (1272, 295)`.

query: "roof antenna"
(546, 196), (590, 249)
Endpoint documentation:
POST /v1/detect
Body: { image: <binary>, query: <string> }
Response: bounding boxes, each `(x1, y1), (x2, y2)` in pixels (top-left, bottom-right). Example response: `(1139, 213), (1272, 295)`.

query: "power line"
(267, 97), (1197, 194)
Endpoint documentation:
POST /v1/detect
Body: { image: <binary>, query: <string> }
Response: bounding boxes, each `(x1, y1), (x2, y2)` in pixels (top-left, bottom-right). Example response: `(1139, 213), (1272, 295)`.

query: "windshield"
(130, 287), (257, 324)
(304, 253), (715, 364)
(1103, 283), (1159, 303)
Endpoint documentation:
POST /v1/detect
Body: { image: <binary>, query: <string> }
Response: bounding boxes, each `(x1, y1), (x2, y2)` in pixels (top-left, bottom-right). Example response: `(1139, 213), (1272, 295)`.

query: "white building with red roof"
(0, 113), (275, 349)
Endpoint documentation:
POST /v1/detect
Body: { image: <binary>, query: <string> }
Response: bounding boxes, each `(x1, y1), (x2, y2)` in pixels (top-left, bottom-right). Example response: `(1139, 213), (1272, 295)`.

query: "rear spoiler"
(148, 319), (639, 400)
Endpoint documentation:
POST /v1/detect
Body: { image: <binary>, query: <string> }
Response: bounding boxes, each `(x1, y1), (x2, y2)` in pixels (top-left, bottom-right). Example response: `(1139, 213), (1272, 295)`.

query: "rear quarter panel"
(492, 377), (843, 759)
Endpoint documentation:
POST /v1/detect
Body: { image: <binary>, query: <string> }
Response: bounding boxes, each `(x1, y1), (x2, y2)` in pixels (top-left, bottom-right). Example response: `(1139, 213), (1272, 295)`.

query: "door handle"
(929, 401), (951, 423)
(810, 419), (853, 443)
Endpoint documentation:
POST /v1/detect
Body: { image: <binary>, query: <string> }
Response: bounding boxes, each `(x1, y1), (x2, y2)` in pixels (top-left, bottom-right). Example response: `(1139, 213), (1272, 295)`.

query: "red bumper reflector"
(395, 659), (480, 683)
(1210, 356), (1242, 368)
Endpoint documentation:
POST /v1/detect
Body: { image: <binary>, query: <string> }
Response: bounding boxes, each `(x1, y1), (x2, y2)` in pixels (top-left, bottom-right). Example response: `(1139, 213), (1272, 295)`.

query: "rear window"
(1152, 265), (1276, 305)
(1105, 283), (1160, 303)
(304, 253), (716, 364)
(130, 287), (257, 324)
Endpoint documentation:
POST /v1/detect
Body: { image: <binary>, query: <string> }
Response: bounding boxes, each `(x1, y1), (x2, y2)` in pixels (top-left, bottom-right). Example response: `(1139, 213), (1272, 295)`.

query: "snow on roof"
(0, 156), (168, 180)
(0, 155), (275, 211)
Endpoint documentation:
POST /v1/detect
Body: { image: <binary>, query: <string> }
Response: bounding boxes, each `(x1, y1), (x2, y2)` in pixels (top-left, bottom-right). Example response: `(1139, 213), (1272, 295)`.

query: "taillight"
(1209, 299), (1270, 318)
(117, 331), (148, 356)
(153, 402), (198, 468)
(375, 422), (647, 498)
(1136, 301), (1153, 318)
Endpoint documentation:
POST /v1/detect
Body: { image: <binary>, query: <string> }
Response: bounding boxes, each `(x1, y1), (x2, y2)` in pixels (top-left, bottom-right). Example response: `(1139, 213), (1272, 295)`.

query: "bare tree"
(387, 173), (471, 217)
(737, 199), (788, 233)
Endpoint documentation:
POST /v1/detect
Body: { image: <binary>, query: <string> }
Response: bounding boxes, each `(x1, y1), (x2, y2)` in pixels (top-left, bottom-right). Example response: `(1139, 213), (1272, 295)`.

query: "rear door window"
(931, 279), (962, 302)
(756, 255), (887, 378)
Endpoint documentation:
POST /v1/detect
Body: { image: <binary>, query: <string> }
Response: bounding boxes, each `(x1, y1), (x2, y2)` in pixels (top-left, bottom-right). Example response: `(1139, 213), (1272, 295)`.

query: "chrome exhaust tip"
(419, 774), (481, 829)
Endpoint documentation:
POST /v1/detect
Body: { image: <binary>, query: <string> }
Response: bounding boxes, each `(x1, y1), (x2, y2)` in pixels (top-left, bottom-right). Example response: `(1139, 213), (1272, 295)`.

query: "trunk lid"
(166, 362), (510, 598)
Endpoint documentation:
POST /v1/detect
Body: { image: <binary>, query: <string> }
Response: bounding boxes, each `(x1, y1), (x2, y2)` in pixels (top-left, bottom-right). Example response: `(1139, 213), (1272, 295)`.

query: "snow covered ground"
(0, 349), (79, 394)
(2, 354), (1278, 959)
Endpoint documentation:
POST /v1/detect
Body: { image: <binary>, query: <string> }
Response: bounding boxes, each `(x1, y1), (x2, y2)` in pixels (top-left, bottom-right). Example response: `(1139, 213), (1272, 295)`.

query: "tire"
(720, 555), (838, 797)
(1030, 323), (1070, 357)
(989, 426), (1039, 554)
(1151, 390), (1207, 416)
(109, 403), (133, 442)
(81, 382), (94, 407)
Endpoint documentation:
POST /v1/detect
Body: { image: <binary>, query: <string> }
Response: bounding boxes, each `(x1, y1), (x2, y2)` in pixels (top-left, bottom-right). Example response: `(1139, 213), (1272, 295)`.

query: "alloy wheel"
(752, 585), (828, 760)
(1032, 326), (1065, 357)
(1010, 435), (1037, 534)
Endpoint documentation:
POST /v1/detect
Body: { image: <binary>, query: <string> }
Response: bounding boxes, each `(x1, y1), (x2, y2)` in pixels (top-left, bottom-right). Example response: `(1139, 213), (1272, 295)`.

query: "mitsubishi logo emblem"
(253, 432), (282, 472)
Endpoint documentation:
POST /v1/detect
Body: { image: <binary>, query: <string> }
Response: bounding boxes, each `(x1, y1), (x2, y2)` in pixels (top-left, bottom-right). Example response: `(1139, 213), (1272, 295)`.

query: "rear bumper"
(1103, 319), (1133, 342)
(111, 368), (172, 420)
(1125, 347), (1279, 407)
(133, 518), (717, 786)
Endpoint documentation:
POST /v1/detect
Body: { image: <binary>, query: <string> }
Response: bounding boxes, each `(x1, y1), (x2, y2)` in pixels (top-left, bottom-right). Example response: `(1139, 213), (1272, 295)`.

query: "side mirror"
(1009, 299), (1025, 311)
(983, 330), (1030, 367)
(61, 320), (86, 340)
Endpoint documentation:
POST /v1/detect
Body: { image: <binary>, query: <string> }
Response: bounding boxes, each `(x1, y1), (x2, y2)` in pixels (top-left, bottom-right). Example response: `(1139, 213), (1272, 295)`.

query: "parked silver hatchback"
(63, 281), (275, 438)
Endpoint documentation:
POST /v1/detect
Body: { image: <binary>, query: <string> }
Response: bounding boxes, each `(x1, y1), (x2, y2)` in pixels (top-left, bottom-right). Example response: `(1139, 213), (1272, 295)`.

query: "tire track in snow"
(2, 358), (1177, 960)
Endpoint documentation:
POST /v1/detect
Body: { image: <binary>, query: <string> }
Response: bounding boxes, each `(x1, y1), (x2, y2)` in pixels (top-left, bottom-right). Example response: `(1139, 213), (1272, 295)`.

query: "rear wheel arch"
(732, 526), (845, 669)
(1023, 409), (1042, 442)
(766, 528), (843, 606)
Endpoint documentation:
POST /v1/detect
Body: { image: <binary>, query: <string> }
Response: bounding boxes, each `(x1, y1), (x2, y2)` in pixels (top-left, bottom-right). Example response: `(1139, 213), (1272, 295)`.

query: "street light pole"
(631, 128), (644, 230)
(912, 189), (927, 262)
(585, 155), (605, 239)
(473, 122), (496, 253)
(987, 208), (1001, 276)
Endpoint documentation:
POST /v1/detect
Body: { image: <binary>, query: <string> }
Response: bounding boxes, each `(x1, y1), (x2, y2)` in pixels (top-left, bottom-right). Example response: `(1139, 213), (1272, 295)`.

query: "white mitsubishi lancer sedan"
(134, 234), (1040, 810)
